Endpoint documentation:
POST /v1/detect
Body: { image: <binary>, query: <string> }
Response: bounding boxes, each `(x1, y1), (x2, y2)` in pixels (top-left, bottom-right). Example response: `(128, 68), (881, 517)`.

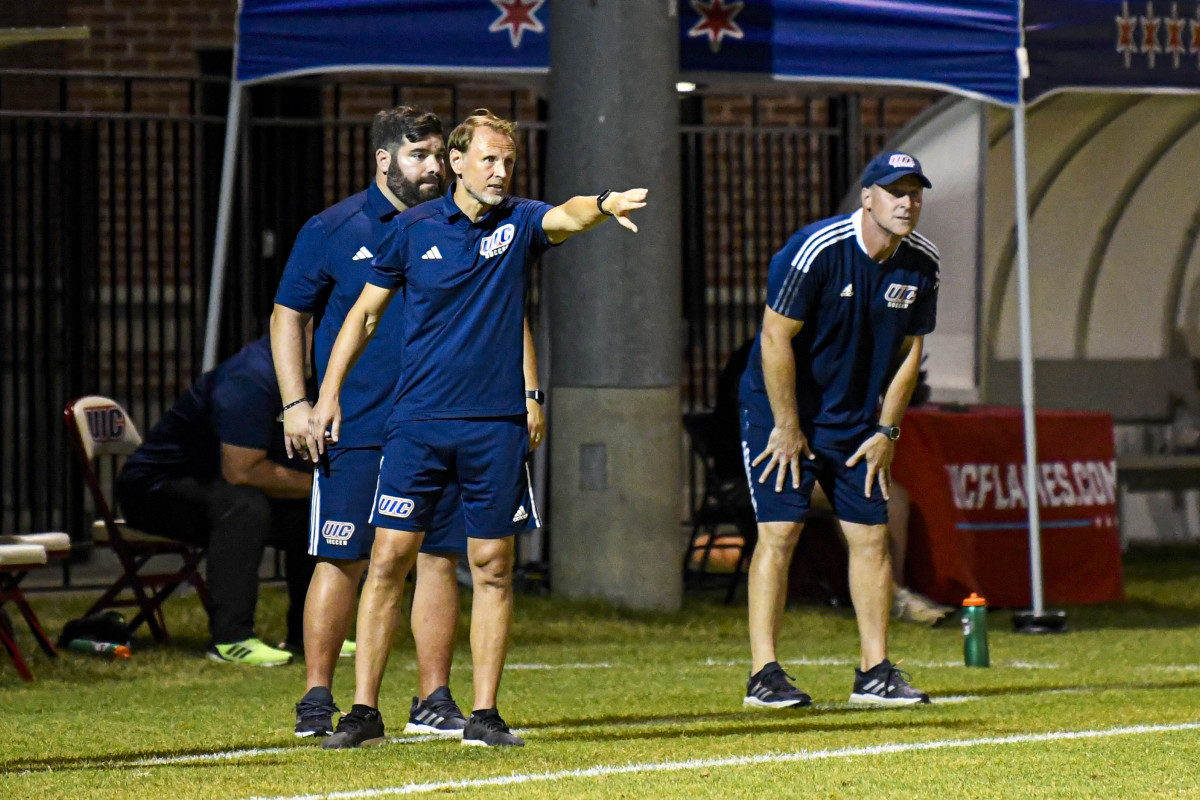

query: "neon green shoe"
(207, 638), (293, 667)
(339, 640), (357, 659)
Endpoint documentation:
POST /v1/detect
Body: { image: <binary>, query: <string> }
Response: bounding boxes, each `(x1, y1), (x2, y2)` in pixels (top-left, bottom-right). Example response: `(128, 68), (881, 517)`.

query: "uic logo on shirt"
(884, 283), (918, 309)
(378, 494), (415, 518)
(321, 520), (355, 545)
(480, 223), (515, 259)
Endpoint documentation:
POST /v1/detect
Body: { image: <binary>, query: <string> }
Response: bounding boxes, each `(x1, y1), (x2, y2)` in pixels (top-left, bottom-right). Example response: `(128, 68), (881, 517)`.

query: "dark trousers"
(116, 476), (314, 645)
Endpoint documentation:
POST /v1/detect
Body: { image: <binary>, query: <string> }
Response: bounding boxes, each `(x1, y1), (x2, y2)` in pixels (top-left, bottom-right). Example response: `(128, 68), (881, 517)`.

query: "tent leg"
(1011, 102), (1066, 635)
(202, 79), (245, 372)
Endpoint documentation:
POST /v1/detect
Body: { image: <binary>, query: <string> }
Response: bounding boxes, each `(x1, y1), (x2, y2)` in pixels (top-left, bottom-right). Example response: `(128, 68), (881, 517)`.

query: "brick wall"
(64, 0), (235, 75)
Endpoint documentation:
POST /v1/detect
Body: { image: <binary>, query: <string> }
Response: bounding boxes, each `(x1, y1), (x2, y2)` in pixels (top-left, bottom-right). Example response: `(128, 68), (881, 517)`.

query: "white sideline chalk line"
(242, 721), (1200, 800)
(127, 680), (1183, 767)
(506, 662), (611, 670)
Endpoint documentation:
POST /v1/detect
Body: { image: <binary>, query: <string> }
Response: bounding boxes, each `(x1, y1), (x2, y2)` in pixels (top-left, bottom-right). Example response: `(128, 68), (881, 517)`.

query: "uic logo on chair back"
(86, 406), (125, 442)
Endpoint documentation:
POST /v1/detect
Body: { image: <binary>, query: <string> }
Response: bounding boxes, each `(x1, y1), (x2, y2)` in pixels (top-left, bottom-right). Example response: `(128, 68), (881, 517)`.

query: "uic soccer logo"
(888, 154), (917, 169)
(321, 521), (355, 545)
(481, 223), (515, 259)
(884, 284), (918, 310)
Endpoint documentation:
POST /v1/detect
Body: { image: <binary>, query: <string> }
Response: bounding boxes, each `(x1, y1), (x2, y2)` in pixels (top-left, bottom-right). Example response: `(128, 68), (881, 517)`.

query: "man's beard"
(387, 163), (441, 208)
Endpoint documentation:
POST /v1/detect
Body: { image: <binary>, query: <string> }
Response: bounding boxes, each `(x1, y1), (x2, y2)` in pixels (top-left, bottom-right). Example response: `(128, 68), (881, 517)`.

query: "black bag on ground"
(57, 610), (132, 648)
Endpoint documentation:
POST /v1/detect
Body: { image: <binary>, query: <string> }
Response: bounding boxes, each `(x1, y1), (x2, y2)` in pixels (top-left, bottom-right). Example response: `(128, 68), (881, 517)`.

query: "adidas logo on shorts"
(512, 506), (528, 523)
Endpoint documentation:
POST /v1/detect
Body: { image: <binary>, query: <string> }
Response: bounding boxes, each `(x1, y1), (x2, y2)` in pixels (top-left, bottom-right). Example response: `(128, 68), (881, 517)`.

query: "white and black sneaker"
(461, 708), (524, 747)
(404, 685), (468, 737)
(849, 659), (930, 706)
(744, 661), (813, 709)
(294, 686), (338, 738)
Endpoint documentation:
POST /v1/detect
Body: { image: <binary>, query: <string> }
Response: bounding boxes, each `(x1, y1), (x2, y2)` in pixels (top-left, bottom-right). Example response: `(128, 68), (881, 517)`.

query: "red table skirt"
(891, 405), (1124, 608)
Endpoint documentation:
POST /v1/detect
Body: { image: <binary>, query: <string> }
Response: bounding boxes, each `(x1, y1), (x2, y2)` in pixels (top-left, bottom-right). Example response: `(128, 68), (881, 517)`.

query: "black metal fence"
(0, 69), (932, 551)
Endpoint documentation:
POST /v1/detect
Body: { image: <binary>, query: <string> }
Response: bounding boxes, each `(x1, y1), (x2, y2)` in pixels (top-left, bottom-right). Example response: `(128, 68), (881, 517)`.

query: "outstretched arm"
(309, 282), (396, 452)
(541, 188), (648, 244)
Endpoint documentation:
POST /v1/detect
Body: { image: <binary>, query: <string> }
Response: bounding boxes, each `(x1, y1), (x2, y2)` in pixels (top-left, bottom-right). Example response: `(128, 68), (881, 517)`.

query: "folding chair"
(683, 410), (759, 603)
(64, 396), (209, 642)
(0, 542), (54, 680)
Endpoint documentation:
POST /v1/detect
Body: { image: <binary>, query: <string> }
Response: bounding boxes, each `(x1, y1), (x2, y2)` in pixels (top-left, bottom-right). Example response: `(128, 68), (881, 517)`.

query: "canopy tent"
(213, 0), (1200, 618)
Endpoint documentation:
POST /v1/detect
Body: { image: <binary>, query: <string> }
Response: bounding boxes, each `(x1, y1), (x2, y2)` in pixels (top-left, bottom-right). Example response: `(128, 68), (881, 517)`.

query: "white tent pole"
(1012, 100), (1045, 616)
(202, 78), (245, 371)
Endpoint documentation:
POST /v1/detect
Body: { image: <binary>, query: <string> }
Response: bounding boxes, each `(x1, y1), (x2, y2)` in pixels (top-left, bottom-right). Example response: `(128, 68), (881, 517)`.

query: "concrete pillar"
(545, 1), (683, 611)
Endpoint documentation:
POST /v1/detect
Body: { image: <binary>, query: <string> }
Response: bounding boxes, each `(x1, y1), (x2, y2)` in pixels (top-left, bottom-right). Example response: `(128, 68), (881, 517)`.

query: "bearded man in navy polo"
(311, 109), (647, 748)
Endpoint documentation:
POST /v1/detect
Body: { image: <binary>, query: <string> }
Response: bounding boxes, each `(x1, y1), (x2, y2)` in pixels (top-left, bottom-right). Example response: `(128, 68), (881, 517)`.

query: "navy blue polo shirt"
(274, 183), (402, 448)
(119, 336), (302, 492)
(740, 211), (939, 439)
(370, 184), (553, 421)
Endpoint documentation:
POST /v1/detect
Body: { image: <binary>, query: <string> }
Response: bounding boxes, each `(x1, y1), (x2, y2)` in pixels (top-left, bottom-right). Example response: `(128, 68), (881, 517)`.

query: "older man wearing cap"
(737, 150), (939, 709)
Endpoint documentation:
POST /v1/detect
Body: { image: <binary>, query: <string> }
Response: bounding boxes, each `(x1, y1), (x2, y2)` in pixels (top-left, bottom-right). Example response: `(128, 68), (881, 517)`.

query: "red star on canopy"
(1141, 2), (1163, 67)
(688, 0), (745, 53)
(1166, 3), (1186, 67)
(1116, 1), (1137, 67)
(488, 0), (545, 49)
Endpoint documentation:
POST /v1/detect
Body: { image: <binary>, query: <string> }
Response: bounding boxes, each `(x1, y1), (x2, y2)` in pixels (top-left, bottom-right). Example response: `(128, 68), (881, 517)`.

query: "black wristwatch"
(876, 424), (901, 441)
(525, 389), (545, 405)
(596, 189), (614, 216)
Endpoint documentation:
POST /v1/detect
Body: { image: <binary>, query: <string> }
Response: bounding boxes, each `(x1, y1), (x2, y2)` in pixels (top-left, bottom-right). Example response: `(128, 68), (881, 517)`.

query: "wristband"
(277, 398), (308, 422)
(525, 389), (545, 405)
(596, 189), (614, 216)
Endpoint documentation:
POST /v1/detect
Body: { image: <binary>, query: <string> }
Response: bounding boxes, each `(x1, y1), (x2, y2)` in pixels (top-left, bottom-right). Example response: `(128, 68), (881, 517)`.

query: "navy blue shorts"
(309, 446), (467, 559)
(739, 408), (888, 526)
(371, 416), (538, 540)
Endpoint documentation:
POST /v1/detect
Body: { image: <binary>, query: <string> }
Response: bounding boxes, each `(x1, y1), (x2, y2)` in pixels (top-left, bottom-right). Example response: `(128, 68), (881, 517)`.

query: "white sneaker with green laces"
(207, 637), (293, 667)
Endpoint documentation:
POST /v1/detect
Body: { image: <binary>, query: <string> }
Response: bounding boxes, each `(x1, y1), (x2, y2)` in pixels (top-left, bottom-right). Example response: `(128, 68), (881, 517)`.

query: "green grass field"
(4, 546), (1200, 800)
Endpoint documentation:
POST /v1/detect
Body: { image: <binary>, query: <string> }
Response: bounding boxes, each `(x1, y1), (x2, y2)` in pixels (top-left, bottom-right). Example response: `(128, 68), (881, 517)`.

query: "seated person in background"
(714, 338), (951, 625)
(116, 335), (316, 665)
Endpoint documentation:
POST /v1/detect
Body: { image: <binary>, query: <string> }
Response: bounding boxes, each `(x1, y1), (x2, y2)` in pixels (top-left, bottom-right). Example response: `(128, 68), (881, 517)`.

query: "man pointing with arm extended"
(312, 109), (647, 748)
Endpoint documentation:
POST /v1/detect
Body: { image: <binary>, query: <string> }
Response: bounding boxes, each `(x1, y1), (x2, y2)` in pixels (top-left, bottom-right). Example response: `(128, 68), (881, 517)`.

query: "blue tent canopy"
(235, 0), (1199, 105)
(215, 0), (1200, 619)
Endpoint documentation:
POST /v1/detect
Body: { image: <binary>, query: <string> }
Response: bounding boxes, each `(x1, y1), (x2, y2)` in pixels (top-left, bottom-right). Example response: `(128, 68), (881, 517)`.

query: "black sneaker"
(744, 661), (813, 708)
(320, 704), (386, 749)
(849, 659), (931, 706)
(294, 686), (338, 738)
(461, 709), (524, 747)
(404, 685), (468, 737)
